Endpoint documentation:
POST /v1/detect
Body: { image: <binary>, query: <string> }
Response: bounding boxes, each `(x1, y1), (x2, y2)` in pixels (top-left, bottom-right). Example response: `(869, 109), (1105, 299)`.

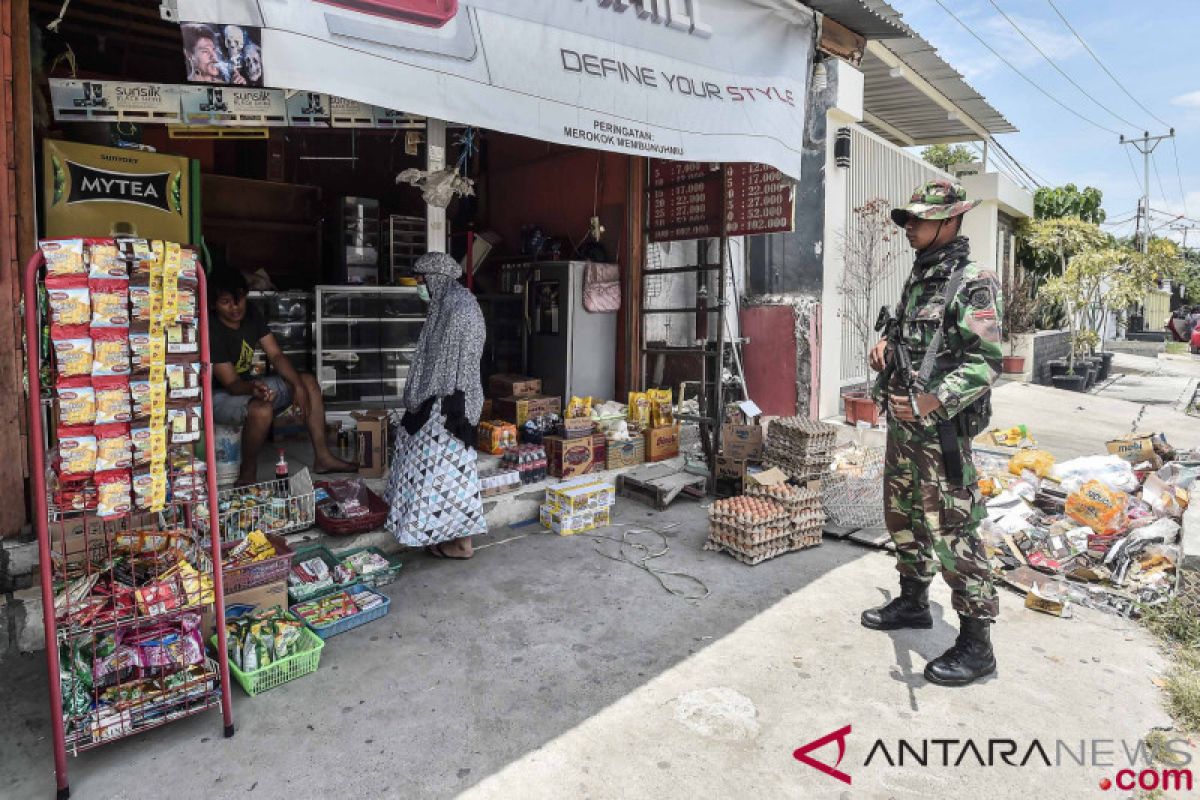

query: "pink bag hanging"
(582, 261), (621, 313)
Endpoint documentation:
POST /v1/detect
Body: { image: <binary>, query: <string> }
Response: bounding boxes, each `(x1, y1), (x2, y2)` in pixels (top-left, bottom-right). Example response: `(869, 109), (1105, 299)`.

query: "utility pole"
(1120, 129), (1175, 252)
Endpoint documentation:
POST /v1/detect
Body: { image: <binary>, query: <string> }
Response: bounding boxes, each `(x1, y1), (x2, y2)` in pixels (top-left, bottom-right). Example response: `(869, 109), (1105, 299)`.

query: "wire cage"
(821, 445), (886, 529)
(209, 471), (316, 542)
(24, 245), (235, 796)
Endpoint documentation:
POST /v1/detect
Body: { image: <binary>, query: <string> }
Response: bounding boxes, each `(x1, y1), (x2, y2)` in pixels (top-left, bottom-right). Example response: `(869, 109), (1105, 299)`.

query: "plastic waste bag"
(1051, 455), (1138, 494)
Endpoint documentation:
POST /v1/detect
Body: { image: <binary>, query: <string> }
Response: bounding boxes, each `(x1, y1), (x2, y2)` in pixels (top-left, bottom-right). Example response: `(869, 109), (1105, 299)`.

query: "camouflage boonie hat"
(890, 179), (981, 226)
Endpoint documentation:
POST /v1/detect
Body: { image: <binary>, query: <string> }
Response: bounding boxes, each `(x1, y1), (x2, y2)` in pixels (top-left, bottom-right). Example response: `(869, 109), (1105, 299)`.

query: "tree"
(1033, 184), (1106, 223)
(1021, 217), (1109, 276)
(837, 198), (903, 381)
(920, 144), (975, 171)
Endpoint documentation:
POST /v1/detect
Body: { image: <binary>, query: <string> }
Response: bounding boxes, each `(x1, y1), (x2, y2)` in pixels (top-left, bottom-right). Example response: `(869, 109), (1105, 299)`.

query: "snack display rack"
(23, 248), (234, 799)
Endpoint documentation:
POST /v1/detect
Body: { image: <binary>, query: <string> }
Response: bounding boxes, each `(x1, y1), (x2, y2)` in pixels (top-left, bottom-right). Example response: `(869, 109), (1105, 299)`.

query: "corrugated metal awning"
(802, 0), (1018, 145)
(801, 0), (909, 38)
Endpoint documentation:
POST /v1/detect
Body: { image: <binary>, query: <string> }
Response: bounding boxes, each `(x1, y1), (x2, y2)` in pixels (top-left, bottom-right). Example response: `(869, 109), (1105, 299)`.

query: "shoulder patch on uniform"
(969, 286), (993, 309)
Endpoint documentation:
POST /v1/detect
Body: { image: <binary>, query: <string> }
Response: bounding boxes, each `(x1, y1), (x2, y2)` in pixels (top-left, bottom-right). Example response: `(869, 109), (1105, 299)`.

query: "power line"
(985, 0), (1140, 131)
(1045, 0), (1173, 130)
(933, 0), (1123, 136)
(1171, 136), (1191, 218)
(990, 136), (1046, 188)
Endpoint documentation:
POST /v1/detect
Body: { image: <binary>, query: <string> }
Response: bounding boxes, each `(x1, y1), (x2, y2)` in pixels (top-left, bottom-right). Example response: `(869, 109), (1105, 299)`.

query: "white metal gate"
(838, 125), (952, 384)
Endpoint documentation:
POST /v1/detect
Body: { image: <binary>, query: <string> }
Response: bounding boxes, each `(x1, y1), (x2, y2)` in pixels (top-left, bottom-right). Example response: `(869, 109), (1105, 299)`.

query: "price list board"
(648, 161), (795, 242)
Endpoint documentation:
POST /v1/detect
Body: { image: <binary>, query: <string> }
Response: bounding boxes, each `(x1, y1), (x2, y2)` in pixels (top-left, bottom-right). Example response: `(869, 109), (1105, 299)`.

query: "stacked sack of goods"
(704, 479), (825, 565)
(762, 418), (839, 481)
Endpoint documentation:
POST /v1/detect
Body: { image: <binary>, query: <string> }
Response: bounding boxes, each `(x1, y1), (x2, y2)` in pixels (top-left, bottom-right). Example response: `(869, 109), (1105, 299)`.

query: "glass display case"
(315, 285), (428, 407)
(248, 290), (314, 374)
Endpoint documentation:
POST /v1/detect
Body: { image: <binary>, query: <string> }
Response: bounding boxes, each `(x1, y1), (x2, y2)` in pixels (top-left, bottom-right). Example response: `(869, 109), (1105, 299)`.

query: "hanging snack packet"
(56, 377), (96, 427)
(166, 324), (198, 354)
(168, 405), (202, 444)
(649, 388), (674, 427)
(41, 239), (86, 277)
(627, 392), (651, 428)
(46, 276), (91, 326)
(95, 469), (133, 518)
(89, 278), (130, 327)
(129, 378), (153, 418)
(58, 426), (97, 479)
(178, 247), (200, 283)
(130, 422), (152, 466)
(94, 376), (132, 424)
(95, 424), (133, 472)
(87, 239), (124, 279)
(91, 326), (131, 377)
(129, 326), (165, 371)
(167, 362), (201, 399)
(175, 287), (197, 325)
(51, 326), (94, 378)
(129, 272), (152, 324)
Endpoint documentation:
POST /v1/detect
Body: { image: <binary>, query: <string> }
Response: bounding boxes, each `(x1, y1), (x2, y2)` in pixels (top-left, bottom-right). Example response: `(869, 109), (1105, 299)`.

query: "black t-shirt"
(210, 305), (270, 380)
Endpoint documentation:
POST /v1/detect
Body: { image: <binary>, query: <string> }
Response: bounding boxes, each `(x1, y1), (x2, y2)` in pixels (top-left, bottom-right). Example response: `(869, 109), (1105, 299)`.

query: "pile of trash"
(976, 429), (1198, 618)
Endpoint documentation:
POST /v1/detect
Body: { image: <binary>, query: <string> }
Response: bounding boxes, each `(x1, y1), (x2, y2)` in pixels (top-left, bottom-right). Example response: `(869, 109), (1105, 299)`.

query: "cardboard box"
(545, 434), (596, 478)
(540, 504), (611, 536)
(489, 374), (542, 399)
(493, 394), (562, 427)
(545, 480), (615, 514)
(1106, 434), (1160, 465)
(201, 577), (289, 639)
(722, 423), (764, 461)
(590, 432), (606, 472)
(606, 437), (645, 470)
(477, 420), (518, 455)
(645, 424), (680, 462)
(352, 410), (389, 478)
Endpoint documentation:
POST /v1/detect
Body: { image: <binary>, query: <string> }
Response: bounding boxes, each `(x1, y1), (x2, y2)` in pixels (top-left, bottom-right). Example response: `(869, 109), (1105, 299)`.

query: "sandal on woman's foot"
(427, 542), (472, 560)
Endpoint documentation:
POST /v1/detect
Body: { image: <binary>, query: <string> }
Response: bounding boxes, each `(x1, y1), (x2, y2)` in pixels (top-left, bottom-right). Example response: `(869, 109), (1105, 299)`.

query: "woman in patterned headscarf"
(384, 252), (487, 559)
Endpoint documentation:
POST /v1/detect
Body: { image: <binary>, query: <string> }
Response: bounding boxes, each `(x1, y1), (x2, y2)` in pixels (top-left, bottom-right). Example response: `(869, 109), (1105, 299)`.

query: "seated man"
(208, 269), (356, 484)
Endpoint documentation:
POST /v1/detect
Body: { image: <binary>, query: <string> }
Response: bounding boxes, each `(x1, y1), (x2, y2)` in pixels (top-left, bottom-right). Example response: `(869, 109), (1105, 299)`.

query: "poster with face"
(181, 22), (264, 87)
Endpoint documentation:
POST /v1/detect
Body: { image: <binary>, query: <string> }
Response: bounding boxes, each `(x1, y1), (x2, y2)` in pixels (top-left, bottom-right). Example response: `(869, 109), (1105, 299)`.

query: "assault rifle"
(875, 305), (922, 419)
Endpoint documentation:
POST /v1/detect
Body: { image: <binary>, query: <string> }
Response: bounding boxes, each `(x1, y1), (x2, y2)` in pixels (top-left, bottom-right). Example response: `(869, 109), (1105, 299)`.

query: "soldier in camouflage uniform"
(860, 179), (1003, 687)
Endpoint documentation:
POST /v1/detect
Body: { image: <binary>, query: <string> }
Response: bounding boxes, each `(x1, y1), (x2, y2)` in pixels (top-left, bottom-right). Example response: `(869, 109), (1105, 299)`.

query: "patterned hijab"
(403, 253), (486, 424)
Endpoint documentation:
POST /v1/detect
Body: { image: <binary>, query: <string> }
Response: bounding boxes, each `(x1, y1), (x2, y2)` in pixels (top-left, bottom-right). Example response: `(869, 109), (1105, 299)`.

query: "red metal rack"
(23, 249), (235, 799)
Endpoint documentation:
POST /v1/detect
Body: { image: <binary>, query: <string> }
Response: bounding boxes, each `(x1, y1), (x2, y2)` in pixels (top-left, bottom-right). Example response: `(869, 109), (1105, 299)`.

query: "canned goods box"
(540, 503), (611, 536)
(545, 478), (615, 514)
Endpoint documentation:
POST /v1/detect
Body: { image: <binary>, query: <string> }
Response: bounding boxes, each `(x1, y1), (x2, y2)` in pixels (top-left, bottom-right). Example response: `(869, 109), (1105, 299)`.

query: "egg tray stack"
(762, 418), (839, 482)
(704, 496), (798, 566)
(745, 481), (826, 550)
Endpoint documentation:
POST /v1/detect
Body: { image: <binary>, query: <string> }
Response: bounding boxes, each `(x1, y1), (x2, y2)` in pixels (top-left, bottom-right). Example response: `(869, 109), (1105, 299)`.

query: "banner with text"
(173, 0), (813, 178)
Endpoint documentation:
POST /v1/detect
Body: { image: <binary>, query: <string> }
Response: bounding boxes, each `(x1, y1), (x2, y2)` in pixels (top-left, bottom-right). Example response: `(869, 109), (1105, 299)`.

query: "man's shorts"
(212, 375), (293, 426)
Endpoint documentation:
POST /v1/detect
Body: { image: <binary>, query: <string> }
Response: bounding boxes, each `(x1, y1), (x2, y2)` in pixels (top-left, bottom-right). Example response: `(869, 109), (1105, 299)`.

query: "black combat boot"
(861, 577), (933, 630)
(924, 615), (996, 687)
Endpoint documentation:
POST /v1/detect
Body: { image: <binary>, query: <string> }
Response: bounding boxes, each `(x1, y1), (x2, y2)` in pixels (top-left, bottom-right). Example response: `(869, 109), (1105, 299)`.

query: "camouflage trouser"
(883, 418), (999, 620)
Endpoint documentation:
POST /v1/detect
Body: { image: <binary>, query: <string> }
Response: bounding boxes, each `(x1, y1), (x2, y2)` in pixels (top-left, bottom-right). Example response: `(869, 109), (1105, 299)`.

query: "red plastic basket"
(219, 533), (294, 594)
(314, 482), (389, 537)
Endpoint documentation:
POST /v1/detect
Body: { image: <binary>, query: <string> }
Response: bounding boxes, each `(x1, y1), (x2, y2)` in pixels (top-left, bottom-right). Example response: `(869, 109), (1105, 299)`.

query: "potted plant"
(836, 198), (902, 426)
(1001, 271), (1036, 375)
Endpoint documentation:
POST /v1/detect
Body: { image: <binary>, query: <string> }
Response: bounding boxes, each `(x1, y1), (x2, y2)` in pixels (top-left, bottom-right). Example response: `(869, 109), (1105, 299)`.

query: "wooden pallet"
(617, 464), (708, 511)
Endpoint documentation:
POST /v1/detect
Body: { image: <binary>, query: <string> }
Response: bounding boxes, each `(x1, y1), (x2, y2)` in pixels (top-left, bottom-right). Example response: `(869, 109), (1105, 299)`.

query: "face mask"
(416, 284), (430, 303)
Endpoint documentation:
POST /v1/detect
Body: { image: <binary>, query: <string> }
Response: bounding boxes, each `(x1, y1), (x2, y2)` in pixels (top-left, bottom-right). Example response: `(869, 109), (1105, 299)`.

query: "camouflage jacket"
(872, 239), (1003, 422)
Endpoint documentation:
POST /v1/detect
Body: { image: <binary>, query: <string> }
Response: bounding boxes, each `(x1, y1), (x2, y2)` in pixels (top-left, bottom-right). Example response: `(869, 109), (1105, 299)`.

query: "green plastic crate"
(289, 545), (341, 603)
(329, 546), (403, 589)
(213, 623), (325, 697)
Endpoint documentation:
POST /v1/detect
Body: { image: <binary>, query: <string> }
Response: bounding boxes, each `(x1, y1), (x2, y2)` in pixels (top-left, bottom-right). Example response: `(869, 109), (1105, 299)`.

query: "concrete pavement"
(2, 363), (1194, 799)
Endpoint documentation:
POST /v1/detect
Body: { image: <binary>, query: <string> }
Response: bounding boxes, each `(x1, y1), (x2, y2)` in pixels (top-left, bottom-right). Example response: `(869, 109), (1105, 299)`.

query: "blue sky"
(886, 0), (1197, 244)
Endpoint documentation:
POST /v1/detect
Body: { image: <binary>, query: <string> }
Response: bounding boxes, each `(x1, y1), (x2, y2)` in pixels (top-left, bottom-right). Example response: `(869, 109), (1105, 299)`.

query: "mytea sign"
(171, 0), (814, 178)
(43, 141), (191, 242)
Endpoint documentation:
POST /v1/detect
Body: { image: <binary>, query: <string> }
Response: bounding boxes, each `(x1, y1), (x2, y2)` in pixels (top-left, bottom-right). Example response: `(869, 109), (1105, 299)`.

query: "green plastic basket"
(213, 623), (325, 697)
(289, 545), (341, 603)
(329, 546), (403, 590)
